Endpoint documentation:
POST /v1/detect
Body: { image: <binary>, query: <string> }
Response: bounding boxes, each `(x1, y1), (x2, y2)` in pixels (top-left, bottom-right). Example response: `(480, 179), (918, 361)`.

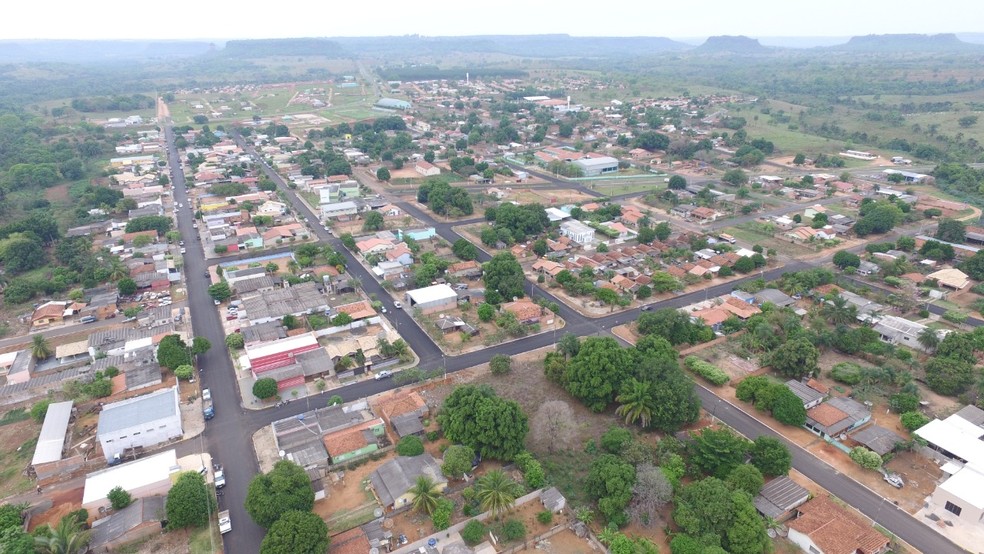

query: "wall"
(99, 413), (182, 460)
(932, 486), (984, 524)
(787, 527), (821, 554)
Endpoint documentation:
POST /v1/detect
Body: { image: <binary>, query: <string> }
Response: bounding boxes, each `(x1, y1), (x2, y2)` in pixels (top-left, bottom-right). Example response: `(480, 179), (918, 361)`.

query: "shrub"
(104, 366), (120, 378)
(426, 430), (440, 442)
(225, 333), (245, 349)
(461, 520), (487, 545)
(327, 395), (343, 406)
(432, 498), (453, 531)
(537, 510), (553, 525)
(174, 365), (194, 381)
(735, 376), (770, 402)
(889, 393), (920, 414)
(489, 354), (512, 375)
(500, 519), (526, 541)
(523, 458), (546, 488)
(830, 362), (863, 385)
(683, 356), (730, 385)
(849, 447), (882, 470)
(397, 435), (425, 456)
(901, 411), (930, 431)
(108, 486), (132, 510)
(30, 400), (51, 423)
(252, 378), (278, 399)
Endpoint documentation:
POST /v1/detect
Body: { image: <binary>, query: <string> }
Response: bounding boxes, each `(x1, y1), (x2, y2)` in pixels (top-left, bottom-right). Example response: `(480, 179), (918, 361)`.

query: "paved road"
(191, 132), (970, 553)
(164, 124), (267, 553)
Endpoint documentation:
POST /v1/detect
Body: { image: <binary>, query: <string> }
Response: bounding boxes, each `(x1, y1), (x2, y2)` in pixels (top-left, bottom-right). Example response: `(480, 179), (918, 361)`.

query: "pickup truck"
(218, 510), (232, 534)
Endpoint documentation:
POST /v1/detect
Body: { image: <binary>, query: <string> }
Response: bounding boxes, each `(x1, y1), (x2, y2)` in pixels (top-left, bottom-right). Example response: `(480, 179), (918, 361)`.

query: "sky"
(4, 0), (982, 41)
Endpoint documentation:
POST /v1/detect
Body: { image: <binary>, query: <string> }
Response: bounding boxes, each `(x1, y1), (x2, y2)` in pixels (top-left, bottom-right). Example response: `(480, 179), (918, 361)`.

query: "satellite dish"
(279, 450), (286, 458)
(373, 508), (383, 518)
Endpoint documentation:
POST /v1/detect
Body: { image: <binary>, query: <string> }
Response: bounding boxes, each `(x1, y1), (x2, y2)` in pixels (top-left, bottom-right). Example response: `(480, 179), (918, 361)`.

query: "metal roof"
(90, 495), (166, 548)
(753, 476), (809, 518)
(405, 284), (457, 305)
(82, 450), (177, 505)
(850, 424), (905, 455)
(97, 387), (179, 435)
(32, 401), (74, 466)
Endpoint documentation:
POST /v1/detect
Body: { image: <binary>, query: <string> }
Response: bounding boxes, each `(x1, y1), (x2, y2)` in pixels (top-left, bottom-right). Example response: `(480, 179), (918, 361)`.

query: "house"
(753, 476), (810, 522)
(754, 288), (796, 307)
(385, 243), (414, 266)
(414, 160), (440, 177)
(257, 200), (288, 216)
(373, 260), (405, 280)
(927, 268), (970, 290)
(671, 204), (696, 219)
(690, 206), (719, 222)
(804, 396), (871, 439)
(31, 301), (78, 328)
(785, 380), (827, 409)
(321, 201), (360, 220)
(369, 454), (448, 510)
(82, 450), (178, 515)
(856, 261), (880, 276)
(333, 301), (377, 322)
(501, 299), (542, 324)
(447, 260), (482, 280)
(849, 424), (905, 456)
(239, 282), (328, 325)
(404, 284), (458, 314)
(541, 487), (567, 513)
(532, 259), (565, 277)
(356, 237), (396, 257)
(372, 390), (429, 438)
(89, 496), (166, 553)
(379, 204), (402, 217)
(245, 333), (321, 388)
(559, 220), (595, 245)
(97, 387), (183, 461)
(787, 496), (890, 554)
(545, 207), (571, 222)
(915, 405), (984, 525)
(720, 296), (761, 319)
(323, 418), (386, 464)
(873, 315), (947, 353)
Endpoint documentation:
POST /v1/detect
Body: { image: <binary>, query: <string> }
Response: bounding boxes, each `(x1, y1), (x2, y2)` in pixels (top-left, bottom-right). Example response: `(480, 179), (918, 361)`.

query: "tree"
(768, 338), (819, 378)
(918, 327), (940, 351)
(452, 238), (479, 261)
(615, 378), (654, 428)
(207, 282), (232, 302)
(654, 221), (672, 241)
(673, 477), (735, 540)
(793, 153), (806, 165)
(482, 253), (525, 303)
(726, 465), (764, 496)
(634, 131), (670, 151)
(34, 516), (91, 554)
(750, 436), (791, 476)
(174, 365), (194, 381)
(166, 471), (215, 528)
(156, 335), (191, 370)
(925, 356), (975, 396)
(409, 475), (443, 515)
(438, 385), (528, 461)
(376, 167), (391, 181)
(771, 387), (807, 426)
(690, 428), (750, 478)
(31, 334), (53, 361)
(832, 250), (861, 269)
(253, 378), (279, 399)
(191, 336), (211, 355)
(958, 115), (979, 128)
(31, 399), (51, 423)
(637, 309), (711, 345)
(245, 461), (315, 528)
(124, 215), (172, 235)
(849, 447), (883, 470)
(107, 486), (132, 510)
(330, 312), (353, 326)
(475, 469), (524, 517)
(935, 218), (966, 243)
(601, 426), (634, 454)
(259, 510), (329, 554)
(722, 169), (748, 186)
(362, 210), (384, 232)
(563, 337), (634, 412)
(489, 354), (512, 375)
(667, 175), (687, 190)
(461, 520), (487, 545)
(442, 445), (475, 480)
(117, 277), (137, 296)
(477, 303), (495, 322)
(397, 435), (425, 456)
(531, 400), (576, 453)
(901, 411), (930, 431)
(225, 333), (245, 349)
(586, 454), (636, 526)
(726, 493), (771, 554)
(628, 463), (672, 526)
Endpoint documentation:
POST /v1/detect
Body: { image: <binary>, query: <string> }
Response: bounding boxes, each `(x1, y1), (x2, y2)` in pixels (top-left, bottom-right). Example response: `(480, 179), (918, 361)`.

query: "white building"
(573, 156), (619, 177)
(559, 220), (596, 245)
(872, 315), (948, 353)
(916, 405), (984, 525)
(320, 200), (359, 220)
(82, 450), (178, 514)
(404, 284), (458, 314)
(97, 387), (183, 461)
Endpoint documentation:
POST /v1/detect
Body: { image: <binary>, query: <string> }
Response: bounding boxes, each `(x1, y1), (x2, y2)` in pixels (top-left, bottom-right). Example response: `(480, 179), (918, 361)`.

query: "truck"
(214, 469), (225, 488)
(218, 510), (232, 534)
(718, 233), (737, 244)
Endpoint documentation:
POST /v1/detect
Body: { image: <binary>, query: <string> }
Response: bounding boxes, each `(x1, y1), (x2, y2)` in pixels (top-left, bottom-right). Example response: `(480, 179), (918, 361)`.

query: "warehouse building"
(97, 387), (182, 461)
(404, 284), (458, 314)
(573, 156), (619, 177)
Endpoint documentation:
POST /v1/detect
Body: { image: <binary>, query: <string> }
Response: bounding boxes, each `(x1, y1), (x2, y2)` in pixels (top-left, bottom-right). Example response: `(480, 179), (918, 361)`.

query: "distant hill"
(331, 34), (689, 58)
(831, 33), (983, 52)
(693, 35), (770, 54)
(0, 40), (212, 63)
(219, 38), (348, 58)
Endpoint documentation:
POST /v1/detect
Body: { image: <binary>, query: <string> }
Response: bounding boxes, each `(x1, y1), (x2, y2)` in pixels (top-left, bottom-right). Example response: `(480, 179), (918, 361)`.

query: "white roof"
(32, 401), (74, 466)
(0, 351), (20, 368)
(406, 284), (458, 304)
(574, 156), (619, 168)
(939, 462), (984, 510)
(915, 413), (984, 464)
(245, 333), (319, 360)
(545, 207), (570, 222)
(82, 449), (178, 505)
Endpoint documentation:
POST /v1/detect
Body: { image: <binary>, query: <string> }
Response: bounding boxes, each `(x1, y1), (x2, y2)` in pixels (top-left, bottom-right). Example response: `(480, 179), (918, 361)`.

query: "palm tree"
(409, 475), (443, 515)
(475, 470), (523, 518)
(918, 327), (941, 352)
(615, 378), (654, 428)
(107, 259), (128, 282)
(35, 517), (91, 554)
(822, 295), (857, 325)
(31, 335), (54, 361)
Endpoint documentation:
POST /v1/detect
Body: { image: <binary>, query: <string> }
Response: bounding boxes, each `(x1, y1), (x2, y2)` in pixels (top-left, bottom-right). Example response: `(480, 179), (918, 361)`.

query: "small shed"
(540, 486), (567, 513)
(391, 412), (425, 438)
(753, 476), (810, 522)
(785, 380), (826, 409)
(849, 424), (906, 456)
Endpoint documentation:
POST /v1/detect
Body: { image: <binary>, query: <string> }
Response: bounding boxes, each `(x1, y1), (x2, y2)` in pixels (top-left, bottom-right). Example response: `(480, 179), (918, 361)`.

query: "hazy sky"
(6, 0), (982, 41)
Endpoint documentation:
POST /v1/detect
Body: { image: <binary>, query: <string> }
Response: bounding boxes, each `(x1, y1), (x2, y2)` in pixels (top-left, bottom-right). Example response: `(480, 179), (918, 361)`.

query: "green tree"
(31, 399), (51, 423)
(174, 365), (194, 381)
(690, 428), (750, 478)
(166, 472), (215, 528)
(615, 378), (654, 428)
(117, 277), (137, 296)
(431, 497), (454, 530)
(771, 387), (807, 426)
(191, 336), (211, 355)
(362, 211), (384, 231)
(726, 465), (764, 496)
(901, 411), (930, 431)
(563, 337), (634, 412)
(722, 168), (748, 186)
(461, 520), (487, 545)
(793, 153), (806, 165)
(34, 516), (91, 554)
(397, 435), (425, 456)
(225, 333), (245, 349)
(409, 475), (443, 515)
(482, 253), (525, 304)
(31, 334), (53, 360)
(107, 486), (132, 510)
(442, 445), (475, 480)
(667, 175), (687, 190)
(768, 338), (819, 378)
(207, 282), (232, 302)
(156, 335), (191, 370)
(832, 250), (861, 269)
(252, 378), (279, 399)
(750, 436), (791, 477)
(489, 354), (512, 375)
(586, 454), (636, 527)
(452, 238), (479, 261)
(245, 461), (315, 528)
(925, 356), (975, 396)
(438, 385), (528, 461)
(654, 221), (672, 241)
(259, 510), (329, 554)
(726, 493), (771, 554)
(376, 167), (391, 181)
(475, 469), (524, 517)
(477, 303), (495, 322)
(849, 447), (883, 470)
(935, 218), (966, 243)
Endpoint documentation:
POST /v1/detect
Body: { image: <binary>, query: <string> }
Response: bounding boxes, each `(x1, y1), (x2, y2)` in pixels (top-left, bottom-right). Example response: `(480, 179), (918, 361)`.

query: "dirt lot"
(0, 416), (41, 498)
(28, 486), (83, 531)
(499, 187), (597, 206)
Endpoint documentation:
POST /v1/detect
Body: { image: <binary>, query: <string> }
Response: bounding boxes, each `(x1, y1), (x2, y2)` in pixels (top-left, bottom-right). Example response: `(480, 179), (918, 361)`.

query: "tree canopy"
(437, 385), (528, 461)
(166, 472), (214, 529)
(245, 461), (315, 528)
(259, 510), (329, 554)
(482, 253), (525, 304)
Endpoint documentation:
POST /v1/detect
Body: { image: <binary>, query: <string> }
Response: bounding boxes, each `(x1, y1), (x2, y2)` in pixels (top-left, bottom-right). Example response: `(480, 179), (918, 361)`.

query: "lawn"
(580, 181), (666, 197)
(725, 222), (815, 258)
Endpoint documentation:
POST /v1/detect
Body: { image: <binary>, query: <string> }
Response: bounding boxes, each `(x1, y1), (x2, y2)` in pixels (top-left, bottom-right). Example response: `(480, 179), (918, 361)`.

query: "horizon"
(5, 0), (982, 42)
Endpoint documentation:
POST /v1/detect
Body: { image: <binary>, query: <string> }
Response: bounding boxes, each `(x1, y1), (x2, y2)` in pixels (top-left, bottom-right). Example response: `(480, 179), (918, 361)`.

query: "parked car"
(180, 247), (186, 254)
(202, 388), (212, 401)
(374, 370), (393, 380)
(214, 470), (225, 488)
(80, 315), (97, 324)
(393, 301), (403, 309)
(883, 472), (904, 488)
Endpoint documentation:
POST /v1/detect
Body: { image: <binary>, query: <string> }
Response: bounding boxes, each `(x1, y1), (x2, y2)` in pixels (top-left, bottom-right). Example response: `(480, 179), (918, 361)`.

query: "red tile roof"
(788, 496), (889, 554)
(807, 403), (848, 427)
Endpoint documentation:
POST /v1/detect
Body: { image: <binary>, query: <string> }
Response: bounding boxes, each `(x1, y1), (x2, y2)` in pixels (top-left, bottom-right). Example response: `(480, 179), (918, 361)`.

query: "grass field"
(582, 181), (666, 197)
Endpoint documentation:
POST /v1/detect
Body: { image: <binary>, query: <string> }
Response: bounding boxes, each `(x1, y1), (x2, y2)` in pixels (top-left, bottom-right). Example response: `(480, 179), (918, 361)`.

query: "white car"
(374, 370), (393, 380)
(393, 301), (403, 309)
(202, 388), (211, 401)
(180, 247), (186, 254)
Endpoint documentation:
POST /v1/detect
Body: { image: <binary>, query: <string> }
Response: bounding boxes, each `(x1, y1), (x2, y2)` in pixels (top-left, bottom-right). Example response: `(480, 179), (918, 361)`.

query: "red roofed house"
(322, 418), (386, 464)
(690, 207), (719, 222)
(415, 160), (440, 177)
(334, 301), (377, 321)
(501, 299), (543, 324)
(245, 333), (320, 383)
(787, 496), (889, 554)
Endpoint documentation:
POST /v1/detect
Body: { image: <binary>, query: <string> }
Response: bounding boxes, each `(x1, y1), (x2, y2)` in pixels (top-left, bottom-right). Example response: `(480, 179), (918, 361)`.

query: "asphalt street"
(170, 129), (971, 553)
